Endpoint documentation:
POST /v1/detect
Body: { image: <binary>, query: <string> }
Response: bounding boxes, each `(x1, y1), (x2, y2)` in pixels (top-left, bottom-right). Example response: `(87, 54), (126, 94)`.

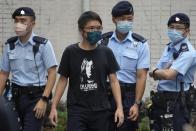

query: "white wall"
(0, 0), (196, 101)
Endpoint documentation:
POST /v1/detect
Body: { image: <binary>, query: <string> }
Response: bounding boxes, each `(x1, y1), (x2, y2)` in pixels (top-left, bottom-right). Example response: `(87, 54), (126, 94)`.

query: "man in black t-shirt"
(49, 11), (124, 131)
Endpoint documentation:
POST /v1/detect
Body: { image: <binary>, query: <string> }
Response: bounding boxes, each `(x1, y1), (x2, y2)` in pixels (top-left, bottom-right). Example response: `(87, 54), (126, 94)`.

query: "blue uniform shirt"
(108, 31), (150, 83)
(156, 38), (196, 92)
(1, 33), (58, 86)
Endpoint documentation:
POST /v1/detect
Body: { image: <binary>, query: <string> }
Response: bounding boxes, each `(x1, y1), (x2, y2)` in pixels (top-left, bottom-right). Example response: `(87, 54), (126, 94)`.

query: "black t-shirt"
(58, 43), (119, 111)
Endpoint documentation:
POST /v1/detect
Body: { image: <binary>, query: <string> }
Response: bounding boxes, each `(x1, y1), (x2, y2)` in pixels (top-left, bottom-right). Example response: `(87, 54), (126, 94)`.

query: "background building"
(0, 0), (196, 100)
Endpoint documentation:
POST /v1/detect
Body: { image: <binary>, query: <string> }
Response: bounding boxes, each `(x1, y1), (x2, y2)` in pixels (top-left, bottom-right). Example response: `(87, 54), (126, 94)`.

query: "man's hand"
(33, 99), (47, 119)
(127, 104), (139, 121)
(114, 107), (124, 127)
(49, 107), (58, 127)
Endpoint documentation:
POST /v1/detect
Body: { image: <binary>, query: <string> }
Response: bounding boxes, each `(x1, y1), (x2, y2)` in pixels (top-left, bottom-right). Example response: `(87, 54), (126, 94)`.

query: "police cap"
(12, 7), (36, 20)
(112, 1), (134, 17)
(167, 13), (190, 28)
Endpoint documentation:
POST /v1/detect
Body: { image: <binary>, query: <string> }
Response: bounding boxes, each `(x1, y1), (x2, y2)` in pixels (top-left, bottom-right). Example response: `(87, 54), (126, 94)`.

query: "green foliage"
(137, 117), (150, 131)
(54, 111), (67, 131)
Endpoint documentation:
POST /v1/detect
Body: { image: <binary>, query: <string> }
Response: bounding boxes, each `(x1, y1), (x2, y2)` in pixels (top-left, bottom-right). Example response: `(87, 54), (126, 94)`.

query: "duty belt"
(12, 83), (45, 94)
(119, 82), (136, 92)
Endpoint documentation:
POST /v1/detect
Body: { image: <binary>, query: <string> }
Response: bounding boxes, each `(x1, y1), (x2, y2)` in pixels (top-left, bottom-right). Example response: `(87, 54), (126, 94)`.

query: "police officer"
(49, 11), (124, 131)
(106, 1), (150, 131)
(149, 13), (196, 131)
(0, 7), (57, 131)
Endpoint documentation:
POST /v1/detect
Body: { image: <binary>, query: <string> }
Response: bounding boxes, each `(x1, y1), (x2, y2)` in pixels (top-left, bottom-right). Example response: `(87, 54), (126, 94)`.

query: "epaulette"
(6, 36), (18, 44)
(167, 42), (172, 45)
(102, 31), (113, 39)
(32, 36), (48, 55)
(5, 36), (18, 50)
(33, 36), (48, 44)
(172, 43), (188, 60)
(132, 33), (147, 43)
(100, 31), (113, 46)
(179, 43), (189, 52)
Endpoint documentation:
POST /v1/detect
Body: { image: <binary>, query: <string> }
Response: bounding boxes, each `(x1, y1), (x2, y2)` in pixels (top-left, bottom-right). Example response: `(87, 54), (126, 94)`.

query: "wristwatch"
(41, 96), (49, 103)
(134, 100), (141, 106)
(152, 68), (158, 76)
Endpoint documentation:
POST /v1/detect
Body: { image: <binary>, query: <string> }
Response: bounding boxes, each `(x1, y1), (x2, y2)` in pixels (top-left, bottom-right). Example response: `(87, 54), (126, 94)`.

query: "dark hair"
(78, 11), (102, 30)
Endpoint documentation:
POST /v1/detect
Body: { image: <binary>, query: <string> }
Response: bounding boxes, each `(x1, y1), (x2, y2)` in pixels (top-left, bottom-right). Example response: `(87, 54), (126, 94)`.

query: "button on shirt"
(1, 33), (57, 86)
(156, 38), (196, 92)
(108, 31), (150, 83)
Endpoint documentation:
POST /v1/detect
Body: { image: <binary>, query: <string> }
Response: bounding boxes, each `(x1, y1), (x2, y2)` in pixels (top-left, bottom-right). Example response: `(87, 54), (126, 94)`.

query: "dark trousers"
(67, 107), (110, 131)
(152, 100), (190, 131)
(109, 91), (138, 131)
(14, 94), (43, 131)
(0, 97), (20, 131)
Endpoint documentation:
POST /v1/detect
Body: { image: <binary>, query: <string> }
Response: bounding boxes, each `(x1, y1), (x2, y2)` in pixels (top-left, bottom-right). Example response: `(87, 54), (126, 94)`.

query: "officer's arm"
(109, 73), (123, 109)
(42, 66), (57, 98)
(0, 70), (9, 96)
(51, 75), (68, 109)
(135, 69), (148, 104)
(153, 68), (178, 80)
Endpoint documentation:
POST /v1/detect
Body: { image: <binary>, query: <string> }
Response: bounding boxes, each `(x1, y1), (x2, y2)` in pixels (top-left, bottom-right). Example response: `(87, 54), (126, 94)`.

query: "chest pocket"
(25, 53), (36, 70)
(8, 50), (20, 70)
(121, 49), (138, 70)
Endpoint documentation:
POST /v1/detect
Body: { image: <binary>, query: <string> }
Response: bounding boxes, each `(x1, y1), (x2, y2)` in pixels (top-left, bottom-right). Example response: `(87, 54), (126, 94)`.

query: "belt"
(119, 82), (136, 92)
(12, 83), (45, 88)
(157, 91), (187, 101)
(12, 83), (45, 94)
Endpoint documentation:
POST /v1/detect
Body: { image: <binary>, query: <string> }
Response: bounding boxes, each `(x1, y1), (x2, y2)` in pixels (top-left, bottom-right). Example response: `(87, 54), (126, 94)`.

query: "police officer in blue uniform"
(106, 1), (150, 131)
(149, 13), (196, 131)
(0, 7), (57, 131)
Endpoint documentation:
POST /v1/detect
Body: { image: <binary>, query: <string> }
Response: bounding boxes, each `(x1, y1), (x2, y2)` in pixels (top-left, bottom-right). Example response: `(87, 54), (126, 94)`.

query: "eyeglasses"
(168, 25), (186, 31)
(84, 26), (103, 32)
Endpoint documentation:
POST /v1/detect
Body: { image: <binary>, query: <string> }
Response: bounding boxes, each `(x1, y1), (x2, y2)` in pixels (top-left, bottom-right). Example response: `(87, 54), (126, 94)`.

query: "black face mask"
(86, 31), (102, 45)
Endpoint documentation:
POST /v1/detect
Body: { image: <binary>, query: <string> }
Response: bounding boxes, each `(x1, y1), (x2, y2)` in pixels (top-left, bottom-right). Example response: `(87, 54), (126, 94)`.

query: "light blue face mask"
(167, 29), (184, 43)
(116, 21), (133, 34)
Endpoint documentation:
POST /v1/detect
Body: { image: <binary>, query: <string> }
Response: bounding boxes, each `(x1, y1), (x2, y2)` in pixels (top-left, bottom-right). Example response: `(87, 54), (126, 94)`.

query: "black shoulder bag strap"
(32, 36), (48, 56)
(5, 36), (18, 50)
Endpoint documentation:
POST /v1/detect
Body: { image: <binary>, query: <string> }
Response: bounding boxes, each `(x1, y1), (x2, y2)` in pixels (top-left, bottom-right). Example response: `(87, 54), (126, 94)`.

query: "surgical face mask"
(167, 29), (184, 43)
(86, 31), (102, 45)
(116, 21), (133, 34)
(14, 23), (28, 36)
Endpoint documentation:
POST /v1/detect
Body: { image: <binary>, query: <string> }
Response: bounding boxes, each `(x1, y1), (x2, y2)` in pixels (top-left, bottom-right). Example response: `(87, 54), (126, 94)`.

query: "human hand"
(127, 104), (139, 121)
(33, 99), (47, 119)
(114, 107), (124, 127)
(49, 107), (58, 127)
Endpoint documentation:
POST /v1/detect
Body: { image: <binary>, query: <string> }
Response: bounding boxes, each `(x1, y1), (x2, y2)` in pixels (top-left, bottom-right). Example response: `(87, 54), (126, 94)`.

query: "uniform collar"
(168, 37), (188, 51)
(16, 32), (35, 46)
(111, 31), (133, 43)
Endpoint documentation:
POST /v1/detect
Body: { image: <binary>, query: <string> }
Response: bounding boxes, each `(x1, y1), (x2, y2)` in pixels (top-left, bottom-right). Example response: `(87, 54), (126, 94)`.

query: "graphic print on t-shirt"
(80, 58), (97, 92)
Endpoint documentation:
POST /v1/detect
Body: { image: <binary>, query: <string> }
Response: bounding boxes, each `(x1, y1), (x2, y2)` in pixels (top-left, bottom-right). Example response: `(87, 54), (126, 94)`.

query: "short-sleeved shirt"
(108, 31), (150, 83)
(58, 43), (119, 111)
(1, 33), (58, 86)
(156, 38), (196, 92)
